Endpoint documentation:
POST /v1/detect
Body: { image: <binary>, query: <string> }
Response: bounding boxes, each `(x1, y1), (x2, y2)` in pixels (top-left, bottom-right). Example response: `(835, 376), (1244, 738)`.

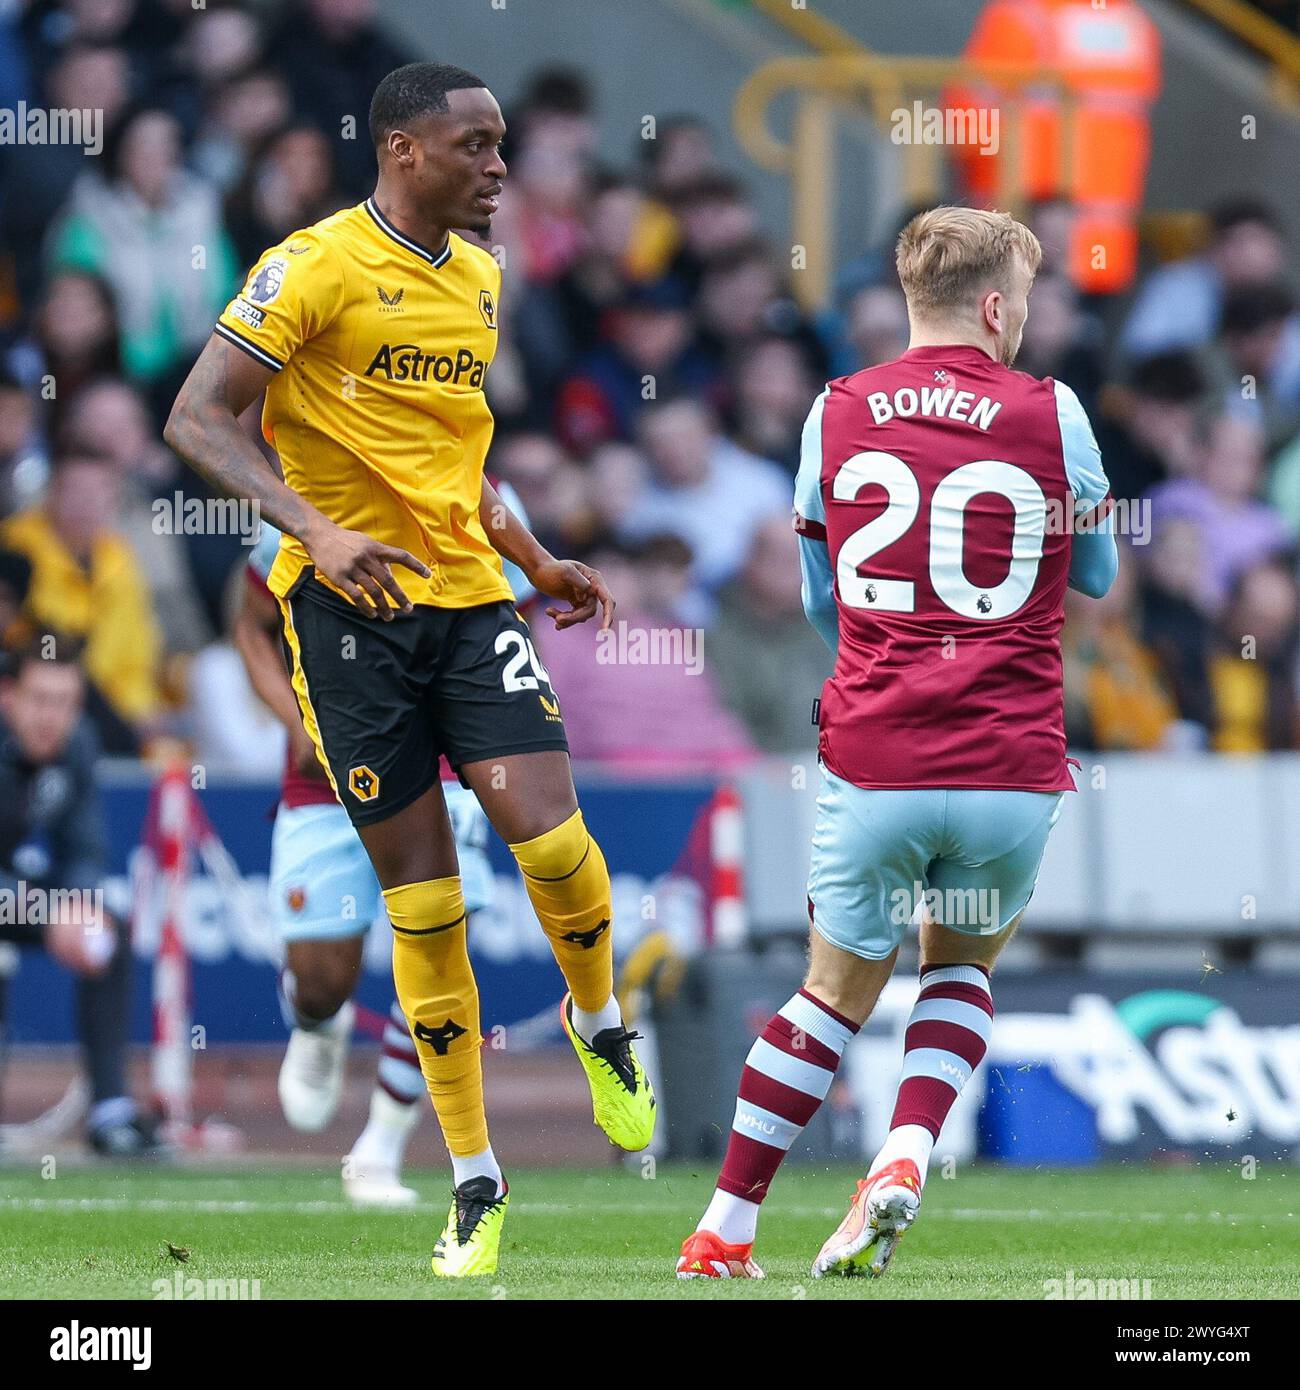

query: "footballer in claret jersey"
(678, 206), (1117, 1282)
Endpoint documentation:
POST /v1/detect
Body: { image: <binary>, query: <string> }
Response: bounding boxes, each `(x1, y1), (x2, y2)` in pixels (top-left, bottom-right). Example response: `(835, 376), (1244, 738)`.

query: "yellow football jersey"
(216, 199), (513, 609)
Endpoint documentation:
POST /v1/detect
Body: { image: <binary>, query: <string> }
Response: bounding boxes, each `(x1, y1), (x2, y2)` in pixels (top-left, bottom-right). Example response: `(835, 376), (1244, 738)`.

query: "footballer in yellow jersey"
(213, 195), (561, 820)
(166, 62), (655, 1279)
(215, 199), (513, 612)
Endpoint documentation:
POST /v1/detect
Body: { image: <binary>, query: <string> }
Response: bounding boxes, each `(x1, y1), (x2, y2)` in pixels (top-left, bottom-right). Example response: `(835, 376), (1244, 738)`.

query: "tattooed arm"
(478, 475), (615, 630)
(165, 335), (430, 619)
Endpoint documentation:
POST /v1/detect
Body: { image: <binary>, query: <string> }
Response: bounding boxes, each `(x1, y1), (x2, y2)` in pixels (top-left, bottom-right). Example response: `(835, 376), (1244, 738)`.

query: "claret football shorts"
(807, 765), (1065, 960)
(277, 575), (569, 827)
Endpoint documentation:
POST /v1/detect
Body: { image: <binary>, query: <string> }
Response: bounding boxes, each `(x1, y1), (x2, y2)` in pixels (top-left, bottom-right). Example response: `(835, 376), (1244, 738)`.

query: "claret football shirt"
(794, 344), (1111, 792)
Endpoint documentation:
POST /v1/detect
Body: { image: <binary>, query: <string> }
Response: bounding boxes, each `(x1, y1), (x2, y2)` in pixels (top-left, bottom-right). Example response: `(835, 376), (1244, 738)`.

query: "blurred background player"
(679, 207), (1118, 1281)
(237, 503), (533, 1204)
(0, 641), (162, 1157)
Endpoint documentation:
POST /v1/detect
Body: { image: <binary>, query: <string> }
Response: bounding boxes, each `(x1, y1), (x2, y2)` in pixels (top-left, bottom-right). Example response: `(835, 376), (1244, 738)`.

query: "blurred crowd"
(0, 0), (1298, 774)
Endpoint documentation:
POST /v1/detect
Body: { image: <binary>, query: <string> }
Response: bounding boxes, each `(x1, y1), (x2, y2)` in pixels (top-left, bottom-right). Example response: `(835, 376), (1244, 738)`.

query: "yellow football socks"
(509, 810), (615, 1013)
(384, 876), (487, 1157)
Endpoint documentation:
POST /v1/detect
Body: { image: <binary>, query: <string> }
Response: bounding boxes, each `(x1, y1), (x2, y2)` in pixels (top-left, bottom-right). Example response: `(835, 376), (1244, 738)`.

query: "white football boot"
(278, 1000), (355, 1132)
(343, 1088), (420, 1205)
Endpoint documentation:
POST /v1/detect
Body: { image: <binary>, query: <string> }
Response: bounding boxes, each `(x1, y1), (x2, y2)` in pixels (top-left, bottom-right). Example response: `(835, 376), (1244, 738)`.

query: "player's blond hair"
(895, 207), (1042, 317)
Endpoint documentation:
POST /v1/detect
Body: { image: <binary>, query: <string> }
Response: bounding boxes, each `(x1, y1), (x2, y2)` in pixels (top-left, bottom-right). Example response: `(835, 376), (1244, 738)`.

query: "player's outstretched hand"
(533, 558), (615, 631)
(305, 522), (431, 620)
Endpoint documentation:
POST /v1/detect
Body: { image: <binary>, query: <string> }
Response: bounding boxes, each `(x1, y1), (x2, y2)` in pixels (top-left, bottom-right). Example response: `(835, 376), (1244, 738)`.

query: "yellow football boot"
(431, 1177), (509, 1277)
(560, 992), (656, 1151)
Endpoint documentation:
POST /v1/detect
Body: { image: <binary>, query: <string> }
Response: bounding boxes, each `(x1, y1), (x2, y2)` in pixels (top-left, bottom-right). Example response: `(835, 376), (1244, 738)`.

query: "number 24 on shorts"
(496, 630), (553, 693)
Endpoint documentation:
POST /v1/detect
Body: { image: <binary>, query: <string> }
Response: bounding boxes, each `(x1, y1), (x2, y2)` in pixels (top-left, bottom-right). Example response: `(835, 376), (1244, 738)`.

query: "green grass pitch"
(1, 1162), (1296, 1299)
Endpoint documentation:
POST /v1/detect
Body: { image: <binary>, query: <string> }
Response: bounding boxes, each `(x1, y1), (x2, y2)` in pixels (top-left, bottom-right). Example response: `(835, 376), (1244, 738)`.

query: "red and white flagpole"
(148, 765), (195, 1129)
(708, 784), (747, 948)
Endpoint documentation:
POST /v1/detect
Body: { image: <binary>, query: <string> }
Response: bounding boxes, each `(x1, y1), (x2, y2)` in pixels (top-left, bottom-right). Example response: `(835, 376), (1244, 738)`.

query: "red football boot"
(811, 1158), (922, 1278)
(676, 1229), (765, 1280)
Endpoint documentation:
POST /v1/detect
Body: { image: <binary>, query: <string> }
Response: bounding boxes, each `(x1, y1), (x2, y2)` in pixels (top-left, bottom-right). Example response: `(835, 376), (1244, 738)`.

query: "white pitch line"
(0, 1196), (1290, 1223)
(0, 1197), (434, 1215)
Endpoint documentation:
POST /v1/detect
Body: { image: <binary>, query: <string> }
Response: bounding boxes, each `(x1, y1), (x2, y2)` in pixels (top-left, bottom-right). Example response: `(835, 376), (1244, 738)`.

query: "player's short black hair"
(368, 63), (488, 148)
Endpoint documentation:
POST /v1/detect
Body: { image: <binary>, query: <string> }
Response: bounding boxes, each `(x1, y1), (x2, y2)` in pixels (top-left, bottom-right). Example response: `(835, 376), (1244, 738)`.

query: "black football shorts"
(279, 574), (569, 826)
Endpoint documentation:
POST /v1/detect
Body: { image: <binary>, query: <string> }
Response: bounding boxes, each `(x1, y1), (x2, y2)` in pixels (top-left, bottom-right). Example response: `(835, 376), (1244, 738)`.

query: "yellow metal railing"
(749, 0), (871, 56)
(733, 54), (1079, 309)
(1179, 0), (1300, 88)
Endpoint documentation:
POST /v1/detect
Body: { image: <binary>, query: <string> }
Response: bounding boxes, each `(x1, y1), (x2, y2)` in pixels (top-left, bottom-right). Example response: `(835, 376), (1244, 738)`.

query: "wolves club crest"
(413, 1018), (468, 1055)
